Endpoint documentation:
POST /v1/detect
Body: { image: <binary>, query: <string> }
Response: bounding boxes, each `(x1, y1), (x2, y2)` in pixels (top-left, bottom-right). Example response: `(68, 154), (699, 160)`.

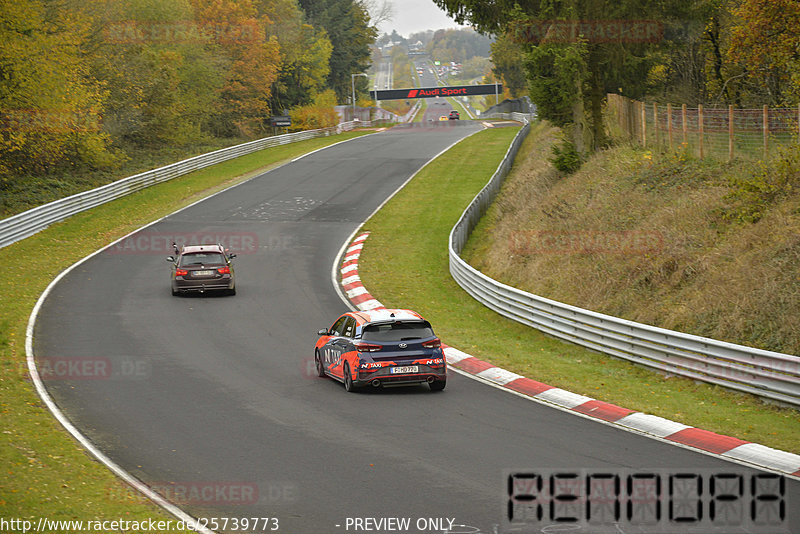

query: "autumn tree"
(434, 0), (696, 154)
(0, 0), (116, 178)
(190, 0), (281, 136)
(490, 32), (527, 97)
(85, 0), (227, 145)
(729, 0), (800, 105)
(260, 0), (333, 112)
(298, 0), (377, 103)
(1, 0), (379, 189)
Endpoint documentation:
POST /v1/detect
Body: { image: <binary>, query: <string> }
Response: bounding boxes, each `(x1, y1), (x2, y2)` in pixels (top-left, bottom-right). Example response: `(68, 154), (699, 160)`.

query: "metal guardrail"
(0, 122), (365, 249)
(449, 117), (800, 407)
(481, 112), (536, 123)
(403, 100), (423, 122)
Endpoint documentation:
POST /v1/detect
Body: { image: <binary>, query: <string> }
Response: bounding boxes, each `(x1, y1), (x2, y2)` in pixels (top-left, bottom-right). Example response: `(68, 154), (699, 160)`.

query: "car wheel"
(429, 380), (446, 392)
(228, 286), (236, 296)
(343, 363), (355, 392)
(315, 351), (326, 377)
(171, 287), (179, 296)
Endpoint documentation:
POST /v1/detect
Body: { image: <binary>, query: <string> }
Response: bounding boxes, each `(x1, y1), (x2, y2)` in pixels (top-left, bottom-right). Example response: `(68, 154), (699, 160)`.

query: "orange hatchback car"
(314, 309), (447, 392)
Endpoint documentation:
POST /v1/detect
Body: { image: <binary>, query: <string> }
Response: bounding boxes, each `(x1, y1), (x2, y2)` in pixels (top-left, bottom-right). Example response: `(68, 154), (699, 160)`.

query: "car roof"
(181, 244), (225, 254)
(350, 308), (424, 326)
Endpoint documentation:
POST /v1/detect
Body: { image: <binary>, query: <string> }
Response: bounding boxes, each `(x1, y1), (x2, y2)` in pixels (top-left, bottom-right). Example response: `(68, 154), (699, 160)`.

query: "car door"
(337, 317), (358, 379)
(321, 316), (348, 376)
(328, 317), (358, 379)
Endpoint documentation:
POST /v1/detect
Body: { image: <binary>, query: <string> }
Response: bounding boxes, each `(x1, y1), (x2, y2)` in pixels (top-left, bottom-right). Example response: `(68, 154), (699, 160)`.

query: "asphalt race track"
(34, 126), (799, 533)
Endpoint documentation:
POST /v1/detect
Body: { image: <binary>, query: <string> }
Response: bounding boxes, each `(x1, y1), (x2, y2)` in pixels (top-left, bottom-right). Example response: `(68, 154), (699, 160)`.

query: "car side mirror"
(166, 256), (175, 263)
(317, 329), (328, 336)
(229, 253), (237, 259)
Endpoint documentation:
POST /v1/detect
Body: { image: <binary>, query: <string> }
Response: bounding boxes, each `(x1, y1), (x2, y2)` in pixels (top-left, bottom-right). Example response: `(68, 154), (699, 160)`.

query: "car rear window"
(361, 321), (434, 342)
(180, 252), (225, 266)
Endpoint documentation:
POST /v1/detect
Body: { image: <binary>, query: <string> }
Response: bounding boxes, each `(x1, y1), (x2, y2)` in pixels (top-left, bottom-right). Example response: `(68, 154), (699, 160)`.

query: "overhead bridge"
(370, 83), (502, 101)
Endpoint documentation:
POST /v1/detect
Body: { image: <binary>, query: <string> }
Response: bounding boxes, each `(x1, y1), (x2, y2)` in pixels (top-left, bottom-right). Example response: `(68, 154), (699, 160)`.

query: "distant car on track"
(166, 243), (236, 296)
(314, 309), (447, 392)
(438, 115), (449, 121)
(448, 110), (460, 120)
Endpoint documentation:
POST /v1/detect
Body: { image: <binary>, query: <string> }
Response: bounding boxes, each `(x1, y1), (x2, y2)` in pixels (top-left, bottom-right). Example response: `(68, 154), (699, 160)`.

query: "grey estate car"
(167, 243), (236, 296)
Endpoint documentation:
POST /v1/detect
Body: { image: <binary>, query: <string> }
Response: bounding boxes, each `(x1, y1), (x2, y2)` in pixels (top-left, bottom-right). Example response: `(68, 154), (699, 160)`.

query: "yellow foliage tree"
(288, 89), (339, 131)
(0, 0), (116, 177)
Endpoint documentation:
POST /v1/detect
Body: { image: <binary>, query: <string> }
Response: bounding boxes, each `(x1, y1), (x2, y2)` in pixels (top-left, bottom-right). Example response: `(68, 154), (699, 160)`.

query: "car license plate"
(193, 270), (214, 276)
(391, 366), (418, 374)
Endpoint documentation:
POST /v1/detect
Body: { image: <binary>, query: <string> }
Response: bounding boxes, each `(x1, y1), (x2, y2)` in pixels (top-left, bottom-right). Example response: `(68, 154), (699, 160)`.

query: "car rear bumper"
(172, 279), (233, 292)
(355, 366), (446, 388)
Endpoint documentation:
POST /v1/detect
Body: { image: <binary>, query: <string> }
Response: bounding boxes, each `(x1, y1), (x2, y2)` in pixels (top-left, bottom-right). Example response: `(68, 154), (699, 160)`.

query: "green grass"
(412, 99), (428, 123)
(0, 130), (371, 529)
(356, 126), (800, 455)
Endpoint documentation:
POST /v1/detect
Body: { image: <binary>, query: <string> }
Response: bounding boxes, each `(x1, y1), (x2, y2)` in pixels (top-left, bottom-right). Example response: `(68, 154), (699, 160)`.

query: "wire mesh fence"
(607, 93), (800, 161)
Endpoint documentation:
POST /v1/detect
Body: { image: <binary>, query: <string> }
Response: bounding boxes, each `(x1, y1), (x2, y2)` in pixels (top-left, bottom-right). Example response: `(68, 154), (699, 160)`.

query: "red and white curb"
(340, 232), (800, 479)
(340, 232), (385, 312)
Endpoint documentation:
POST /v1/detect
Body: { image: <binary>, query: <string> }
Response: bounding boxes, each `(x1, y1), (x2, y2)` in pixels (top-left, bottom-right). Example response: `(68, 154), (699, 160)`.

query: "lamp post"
(351, 73), (368, 121)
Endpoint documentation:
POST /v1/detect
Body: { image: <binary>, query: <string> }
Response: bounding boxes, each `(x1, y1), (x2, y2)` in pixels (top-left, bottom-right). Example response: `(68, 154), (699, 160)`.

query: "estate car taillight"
(422, 338), (441, 349)
(175, 268), (188, 276)
(355, 342), (382, 353)
(217, 266), (230, 274)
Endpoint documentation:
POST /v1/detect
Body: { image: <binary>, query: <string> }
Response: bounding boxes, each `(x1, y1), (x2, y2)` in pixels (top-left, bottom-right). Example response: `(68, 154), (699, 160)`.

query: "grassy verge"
(469, 124), (800, 354)
(356, 124), (800, 454)
(413, 100), (428, 123)
(0, 130), (371, 529)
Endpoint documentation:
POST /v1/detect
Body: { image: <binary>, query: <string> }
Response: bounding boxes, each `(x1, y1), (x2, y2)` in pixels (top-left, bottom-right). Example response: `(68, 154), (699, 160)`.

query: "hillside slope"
(462, 122), (800, 355)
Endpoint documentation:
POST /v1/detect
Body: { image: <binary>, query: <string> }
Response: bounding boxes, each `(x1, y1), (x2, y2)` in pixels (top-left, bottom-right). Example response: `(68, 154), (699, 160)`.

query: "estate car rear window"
(180, 252), (225, 266)
(361, 321), (434, 342)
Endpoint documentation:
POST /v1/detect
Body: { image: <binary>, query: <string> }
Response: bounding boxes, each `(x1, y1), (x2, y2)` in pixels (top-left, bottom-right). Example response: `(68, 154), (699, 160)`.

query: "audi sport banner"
(370, 84), (501, 101)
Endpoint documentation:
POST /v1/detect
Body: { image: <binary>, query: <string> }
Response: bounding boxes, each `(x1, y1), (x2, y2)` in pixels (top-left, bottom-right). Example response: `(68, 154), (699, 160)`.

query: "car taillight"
(175, 269), (188, 276)
(217, 266), (230, 274)
(355, 342), (382, 353)
(422, 338), (441, 349)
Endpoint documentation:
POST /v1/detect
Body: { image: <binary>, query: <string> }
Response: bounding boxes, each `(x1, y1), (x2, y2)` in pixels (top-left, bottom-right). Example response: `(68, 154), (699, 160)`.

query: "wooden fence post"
(682, 104), (688, 148)
(653, 103), (659, 149)
(667, 103), (673, 151)
(698, 104), (704, 159)
(729, 105), (734, 162)
(763, 105), (769, 159)
(641, 101), (647, 147)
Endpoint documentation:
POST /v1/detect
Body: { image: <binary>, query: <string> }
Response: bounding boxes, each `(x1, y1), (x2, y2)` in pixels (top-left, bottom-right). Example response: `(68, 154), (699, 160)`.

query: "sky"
(376, 0), (466, 37)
